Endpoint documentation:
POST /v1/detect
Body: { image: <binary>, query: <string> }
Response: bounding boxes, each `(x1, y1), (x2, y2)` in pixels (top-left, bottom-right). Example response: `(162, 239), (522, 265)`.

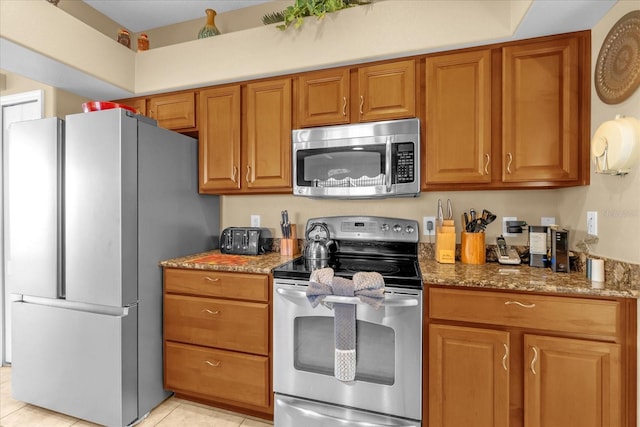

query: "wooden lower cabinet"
(163, 268), (273, 419)
(429, 324), (510, 427)
(524, 335), (621, 427)
(427, 287), (635, 427)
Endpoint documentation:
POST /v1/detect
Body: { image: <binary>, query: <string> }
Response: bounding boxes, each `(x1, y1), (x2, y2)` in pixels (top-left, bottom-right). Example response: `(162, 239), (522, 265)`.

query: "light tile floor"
(0, 366), (273, 427)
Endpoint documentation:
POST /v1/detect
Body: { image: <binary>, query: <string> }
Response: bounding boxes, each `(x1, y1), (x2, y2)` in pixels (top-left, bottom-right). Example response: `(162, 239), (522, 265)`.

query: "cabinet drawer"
(164, 268), (269, 302)
(164, 294), (269, 354)
(165, 341), (269, 408)
(429, 288), (621, 339)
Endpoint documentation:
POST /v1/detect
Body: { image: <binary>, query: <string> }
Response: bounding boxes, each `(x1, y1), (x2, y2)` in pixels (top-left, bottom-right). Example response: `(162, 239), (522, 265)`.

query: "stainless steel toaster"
(220, 227), (272, 255)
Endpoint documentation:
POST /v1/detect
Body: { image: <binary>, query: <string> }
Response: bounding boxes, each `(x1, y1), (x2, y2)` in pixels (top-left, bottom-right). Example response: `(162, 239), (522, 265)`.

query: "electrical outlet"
(503, 216), (517, 237)
(251, 215), (261, 227)
(541, 216), (556, 226)
(423, 216), (436, 236)
(587, 211), (597, 236)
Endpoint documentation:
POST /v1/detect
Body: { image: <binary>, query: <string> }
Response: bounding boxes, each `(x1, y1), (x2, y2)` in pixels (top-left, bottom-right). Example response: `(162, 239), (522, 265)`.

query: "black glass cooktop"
(273, 254), (422, 290)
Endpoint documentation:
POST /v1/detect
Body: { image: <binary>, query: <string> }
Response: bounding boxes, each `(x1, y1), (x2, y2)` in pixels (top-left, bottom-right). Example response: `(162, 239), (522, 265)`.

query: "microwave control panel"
(393, 142), (415, 183)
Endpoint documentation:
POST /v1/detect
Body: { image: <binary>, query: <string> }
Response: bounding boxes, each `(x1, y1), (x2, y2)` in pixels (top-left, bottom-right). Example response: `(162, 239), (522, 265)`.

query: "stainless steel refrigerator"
(5, 109), (219, 426)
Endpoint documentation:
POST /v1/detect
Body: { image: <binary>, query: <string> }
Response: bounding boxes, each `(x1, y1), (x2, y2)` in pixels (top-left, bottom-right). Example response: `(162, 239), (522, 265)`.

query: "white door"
(1, 90), (44, 364)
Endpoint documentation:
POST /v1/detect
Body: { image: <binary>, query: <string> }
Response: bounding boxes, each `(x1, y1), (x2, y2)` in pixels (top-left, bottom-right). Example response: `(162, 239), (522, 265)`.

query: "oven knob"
(393, 224), (402, 232)
(405, 225), (415, 234)
(381, 223), (390, 231)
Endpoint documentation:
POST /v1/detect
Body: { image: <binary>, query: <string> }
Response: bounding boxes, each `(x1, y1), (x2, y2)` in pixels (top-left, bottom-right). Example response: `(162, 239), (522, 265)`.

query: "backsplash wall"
(221, 189), (563, 248)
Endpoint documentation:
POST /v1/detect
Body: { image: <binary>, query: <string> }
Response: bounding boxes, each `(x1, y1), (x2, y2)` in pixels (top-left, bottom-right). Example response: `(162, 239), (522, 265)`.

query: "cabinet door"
(244, 78), (292, 190)
(524, 335), (621, 427)
(298, 68), (350, 127)
(199, 86), (241, 192)
(502, 37), (579, 183)
(425, 50), (492, 184)
(357, 60), (416, 122)
(148, 92), (196, 130)
(429, 324), (510, 427)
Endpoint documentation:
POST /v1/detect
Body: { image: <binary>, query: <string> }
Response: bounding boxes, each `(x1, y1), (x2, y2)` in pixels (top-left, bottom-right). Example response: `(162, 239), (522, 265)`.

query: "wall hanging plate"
(594, 10), (640, 104)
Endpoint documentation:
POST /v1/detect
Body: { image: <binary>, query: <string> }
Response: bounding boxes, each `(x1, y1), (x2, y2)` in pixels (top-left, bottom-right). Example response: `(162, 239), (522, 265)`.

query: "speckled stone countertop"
(160, 250), (296, 274)
(161, 249), (638, 299)
(419, 259), (638, 299)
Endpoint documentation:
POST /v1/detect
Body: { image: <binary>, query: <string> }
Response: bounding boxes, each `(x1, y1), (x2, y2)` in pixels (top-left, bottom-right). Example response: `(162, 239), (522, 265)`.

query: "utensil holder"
(435, 219), (456, 264)
(280, 224), (299, 256)
(461, 232), (486, 264)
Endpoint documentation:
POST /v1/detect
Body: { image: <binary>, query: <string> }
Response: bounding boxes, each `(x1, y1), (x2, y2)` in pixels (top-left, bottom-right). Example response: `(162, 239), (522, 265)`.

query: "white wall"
(559, 1), (640, 264)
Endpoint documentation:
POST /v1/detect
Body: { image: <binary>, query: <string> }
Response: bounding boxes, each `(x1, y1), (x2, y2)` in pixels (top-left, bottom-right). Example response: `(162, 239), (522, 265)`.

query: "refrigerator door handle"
(21, 296), (133, 317)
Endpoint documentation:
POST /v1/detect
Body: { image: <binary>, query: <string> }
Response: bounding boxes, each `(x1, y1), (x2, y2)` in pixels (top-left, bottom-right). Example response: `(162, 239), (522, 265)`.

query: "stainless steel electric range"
(272, 216), (423, 427)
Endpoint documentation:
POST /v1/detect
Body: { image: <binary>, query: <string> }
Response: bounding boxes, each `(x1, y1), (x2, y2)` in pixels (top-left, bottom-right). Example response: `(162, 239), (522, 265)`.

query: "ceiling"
(82, 0), (272, 32)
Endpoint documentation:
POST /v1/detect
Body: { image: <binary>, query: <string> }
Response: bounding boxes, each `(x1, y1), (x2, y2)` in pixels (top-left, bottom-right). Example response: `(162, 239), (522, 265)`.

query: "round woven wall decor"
(595, 10), (640, 104)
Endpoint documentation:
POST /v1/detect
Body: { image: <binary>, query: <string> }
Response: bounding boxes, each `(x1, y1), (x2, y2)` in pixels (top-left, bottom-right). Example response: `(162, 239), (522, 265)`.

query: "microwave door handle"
(385, 137), (392, 192)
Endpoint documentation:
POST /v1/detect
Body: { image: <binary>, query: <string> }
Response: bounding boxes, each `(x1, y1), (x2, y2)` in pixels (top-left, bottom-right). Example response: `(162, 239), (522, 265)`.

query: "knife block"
(435, 219), (456, 264)
(280, 224), (299, 256)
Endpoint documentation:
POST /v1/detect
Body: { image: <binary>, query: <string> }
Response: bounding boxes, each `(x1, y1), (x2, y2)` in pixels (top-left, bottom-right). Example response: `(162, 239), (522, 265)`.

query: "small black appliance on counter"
(220, 227), (272, 255)
(551, 228), (570, 273)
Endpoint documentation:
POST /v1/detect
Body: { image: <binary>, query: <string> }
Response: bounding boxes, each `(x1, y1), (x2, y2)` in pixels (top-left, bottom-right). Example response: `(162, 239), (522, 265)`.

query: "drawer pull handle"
(506, 152), (513, 174)
(530, 346), (538, 375)
(203, 277), (220, 282)
(359, 96), (364, 115)
(201, 309), (220, 315)
(205, 360), (221, 367)
(502, 343), (509, 371)
(484, 153), (490, 175)
(505, 300), (535, 308)
(342, 97), (347, 116)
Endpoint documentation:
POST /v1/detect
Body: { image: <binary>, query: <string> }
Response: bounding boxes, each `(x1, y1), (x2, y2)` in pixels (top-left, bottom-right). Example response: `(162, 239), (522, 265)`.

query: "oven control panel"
(306, 216), (419, 243)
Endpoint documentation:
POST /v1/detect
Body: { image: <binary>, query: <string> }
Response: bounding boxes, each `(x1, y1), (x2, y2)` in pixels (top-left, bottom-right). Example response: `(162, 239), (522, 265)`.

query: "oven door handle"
(276, 288), (419, 307)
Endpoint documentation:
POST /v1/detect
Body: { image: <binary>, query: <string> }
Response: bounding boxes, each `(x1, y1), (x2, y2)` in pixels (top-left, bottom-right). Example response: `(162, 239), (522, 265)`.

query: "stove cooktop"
(273, 254), (423, 290)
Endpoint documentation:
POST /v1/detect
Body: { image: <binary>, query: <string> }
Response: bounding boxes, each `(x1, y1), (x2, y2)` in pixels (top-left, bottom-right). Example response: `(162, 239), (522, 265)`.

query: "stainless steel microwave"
(292, 118), (420, 199)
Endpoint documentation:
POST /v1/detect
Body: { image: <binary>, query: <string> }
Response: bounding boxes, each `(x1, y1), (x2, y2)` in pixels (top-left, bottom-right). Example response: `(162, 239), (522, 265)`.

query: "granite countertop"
(419, 259), (638, 299)
(161, 250), (638, 299)
(160, 250), (296, 274)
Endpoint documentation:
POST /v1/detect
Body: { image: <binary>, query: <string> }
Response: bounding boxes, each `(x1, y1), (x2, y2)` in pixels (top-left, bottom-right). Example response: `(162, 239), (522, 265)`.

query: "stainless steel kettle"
(303, 222), (335, 260)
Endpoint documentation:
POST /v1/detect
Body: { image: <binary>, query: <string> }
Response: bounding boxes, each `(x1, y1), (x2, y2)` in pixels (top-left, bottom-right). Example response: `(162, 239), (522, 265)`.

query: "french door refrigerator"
(5, 109), (219, 427)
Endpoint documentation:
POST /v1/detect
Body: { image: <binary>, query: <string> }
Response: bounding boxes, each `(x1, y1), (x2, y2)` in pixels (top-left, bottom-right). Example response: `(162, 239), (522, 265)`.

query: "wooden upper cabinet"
(425, 49), (492, 184)
(524, 334), (622, 427)
(198, 85), (241, 192)
(502, 36), (580, 183)
(244, 78), (292, 191)
(297, 68), (350, 127)
(148, 91), (196, 130)
(357, 59), (416, 122)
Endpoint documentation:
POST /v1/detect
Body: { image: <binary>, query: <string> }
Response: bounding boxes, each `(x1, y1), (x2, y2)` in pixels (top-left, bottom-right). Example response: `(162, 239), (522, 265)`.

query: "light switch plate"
(251, 215), (261, 227)
(587, 211), (597, 236)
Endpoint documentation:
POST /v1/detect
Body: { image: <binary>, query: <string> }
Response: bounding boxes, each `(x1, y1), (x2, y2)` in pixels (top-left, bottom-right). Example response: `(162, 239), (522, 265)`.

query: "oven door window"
(296, 144), (386, 188)
(293, 316), (395, 385)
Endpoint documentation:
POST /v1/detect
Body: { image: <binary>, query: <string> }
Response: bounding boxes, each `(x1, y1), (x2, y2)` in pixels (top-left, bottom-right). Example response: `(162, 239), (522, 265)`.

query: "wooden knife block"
(280, 224), (300, 256)
(435, 219), (456, 264)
